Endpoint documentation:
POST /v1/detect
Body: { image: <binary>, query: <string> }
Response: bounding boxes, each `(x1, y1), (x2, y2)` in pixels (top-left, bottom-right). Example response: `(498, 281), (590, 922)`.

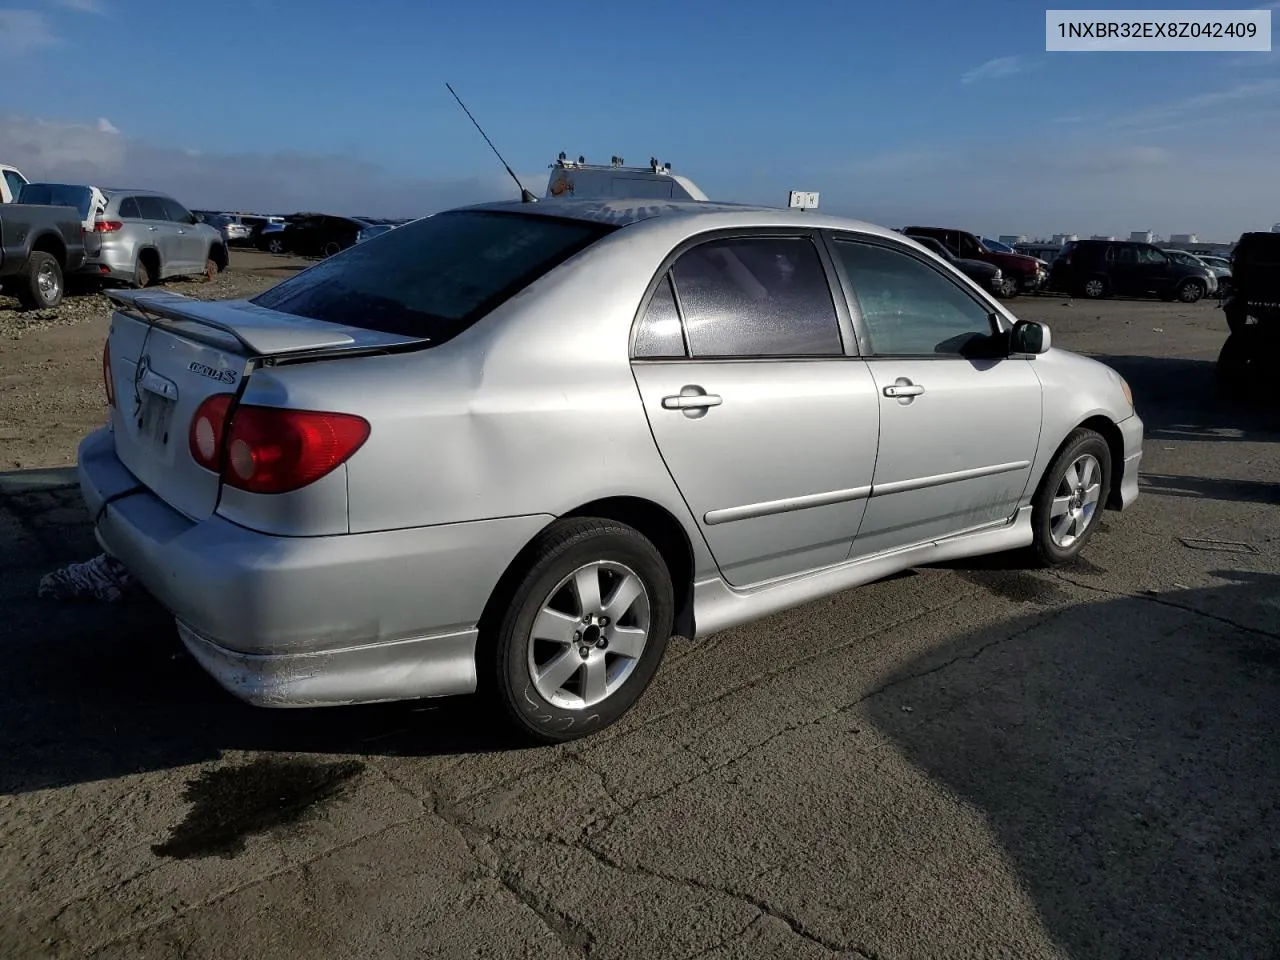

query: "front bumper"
(1114, 412), (1143, 510)
(77, 427), (553, 707)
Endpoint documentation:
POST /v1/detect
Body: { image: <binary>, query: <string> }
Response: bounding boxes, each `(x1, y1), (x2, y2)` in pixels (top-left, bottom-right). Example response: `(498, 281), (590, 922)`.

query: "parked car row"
(1047, 239), (1221, 303)
(1, 176), (228, 308)
(894, 223), (1228, 305)
(895, 226), (1050, 300)
(254, 213), (412, 256)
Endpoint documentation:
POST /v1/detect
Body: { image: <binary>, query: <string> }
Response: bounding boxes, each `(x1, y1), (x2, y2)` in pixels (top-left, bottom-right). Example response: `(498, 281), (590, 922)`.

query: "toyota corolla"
(78, 198), (1143, 743)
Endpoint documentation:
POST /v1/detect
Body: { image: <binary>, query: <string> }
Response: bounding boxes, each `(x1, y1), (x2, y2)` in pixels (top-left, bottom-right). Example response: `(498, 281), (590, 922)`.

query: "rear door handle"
(883, 384), (924, 398)
(662, 393), (722, 410)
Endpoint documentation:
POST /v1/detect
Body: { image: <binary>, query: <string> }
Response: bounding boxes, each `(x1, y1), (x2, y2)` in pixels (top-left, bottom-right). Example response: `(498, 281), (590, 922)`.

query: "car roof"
(450, 197), (904, 239)
(103, 188), (172, 198)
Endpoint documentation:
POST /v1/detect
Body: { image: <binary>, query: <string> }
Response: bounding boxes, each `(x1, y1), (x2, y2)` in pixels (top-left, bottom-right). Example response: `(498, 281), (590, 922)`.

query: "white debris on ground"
(38, 553), (136, 602)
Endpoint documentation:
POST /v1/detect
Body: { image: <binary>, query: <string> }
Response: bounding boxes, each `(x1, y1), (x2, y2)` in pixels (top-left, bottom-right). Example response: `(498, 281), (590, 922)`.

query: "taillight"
(93, 219), (124, 232)
(192, 402), (369, 494)
(189, 394), (235, 471)
(102, 340), (115, 407)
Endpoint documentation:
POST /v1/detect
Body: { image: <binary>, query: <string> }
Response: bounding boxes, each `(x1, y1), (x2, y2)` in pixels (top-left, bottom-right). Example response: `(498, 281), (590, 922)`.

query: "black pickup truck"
(0, 204), (86, 309)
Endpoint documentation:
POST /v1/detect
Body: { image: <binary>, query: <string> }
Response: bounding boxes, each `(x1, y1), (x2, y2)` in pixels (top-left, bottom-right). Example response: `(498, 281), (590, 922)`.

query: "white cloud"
(0, 10), (58, 54)
(0, 113), (548, 217)
(1107, 80), (1280, 132)
(812, 121), (1279, 240)
(961, 56), (1022, 84)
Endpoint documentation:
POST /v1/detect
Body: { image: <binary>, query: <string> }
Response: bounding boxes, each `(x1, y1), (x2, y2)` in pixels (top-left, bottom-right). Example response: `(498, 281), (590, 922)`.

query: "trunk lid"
(103, 289), (422, 521)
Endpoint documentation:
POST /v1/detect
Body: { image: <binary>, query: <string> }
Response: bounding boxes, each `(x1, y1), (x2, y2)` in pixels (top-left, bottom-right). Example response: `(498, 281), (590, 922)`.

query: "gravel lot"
(1, 264), (1277, 959)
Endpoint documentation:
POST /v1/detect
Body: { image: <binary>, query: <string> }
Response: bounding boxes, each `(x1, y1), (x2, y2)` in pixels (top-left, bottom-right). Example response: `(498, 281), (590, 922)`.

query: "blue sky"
(2, 0), (1277, 237)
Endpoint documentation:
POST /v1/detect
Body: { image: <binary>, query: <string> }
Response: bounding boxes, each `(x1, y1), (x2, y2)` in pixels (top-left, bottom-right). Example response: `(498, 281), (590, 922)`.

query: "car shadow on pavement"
(0, 479), (536, 797)
(1091, 354), (1280, 444)
(865, 570), (1280, 959)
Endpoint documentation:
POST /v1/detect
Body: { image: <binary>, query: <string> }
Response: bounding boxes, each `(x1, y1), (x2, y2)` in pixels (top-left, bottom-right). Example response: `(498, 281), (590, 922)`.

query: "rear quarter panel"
(237, 225), (721, 576)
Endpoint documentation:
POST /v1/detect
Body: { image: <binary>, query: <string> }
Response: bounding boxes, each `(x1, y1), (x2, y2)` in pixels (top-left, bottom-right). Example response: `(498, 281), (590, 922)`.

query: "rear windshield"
(18, 183), (93, 220)
(252, 210), (614, 341)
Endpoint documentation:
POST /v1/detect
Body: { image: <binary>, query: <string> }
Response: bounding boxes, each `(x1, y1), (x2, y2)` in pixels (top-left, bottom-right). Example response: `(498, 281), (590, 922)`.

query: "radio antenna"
(445, 82), (537, 203)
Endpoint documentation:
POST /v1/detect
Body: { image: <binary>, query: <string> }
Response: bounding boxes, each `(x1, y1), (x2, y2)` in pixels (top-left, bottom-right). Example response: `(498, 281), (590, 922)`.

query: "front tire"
(1177, 279), (1205, 303)
(489, 518), (674, 744)
(1028, 428), (1112, 567)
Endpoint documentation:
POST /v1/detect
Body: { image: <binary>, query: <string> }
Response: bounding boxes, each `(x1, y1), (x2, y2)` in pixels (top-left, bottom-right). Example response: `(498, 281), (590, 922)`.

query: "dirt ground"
(0, 249), (307, 470)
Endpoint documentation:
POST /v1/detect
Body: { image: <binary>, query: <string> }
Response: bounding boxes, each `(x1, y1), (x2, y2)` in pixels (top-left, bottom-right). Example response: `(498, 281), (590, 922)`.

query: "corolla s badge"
(188, 361), (238, 385)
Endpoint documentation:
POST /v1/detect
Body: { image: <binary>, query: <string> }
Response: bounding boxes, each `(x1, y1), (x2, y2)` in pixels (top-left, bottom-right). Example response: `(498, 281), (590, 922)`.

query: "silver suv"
(85, 189), (228, 287)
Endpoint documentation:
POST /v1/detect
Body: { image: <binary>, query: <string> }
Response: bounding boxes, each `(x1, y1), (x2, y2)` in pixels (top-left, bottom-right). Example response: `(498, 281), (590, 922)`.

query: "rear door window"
(668, 236), (843, 358)
(117, 197), (142, 219)
(251, 210), (615, 343)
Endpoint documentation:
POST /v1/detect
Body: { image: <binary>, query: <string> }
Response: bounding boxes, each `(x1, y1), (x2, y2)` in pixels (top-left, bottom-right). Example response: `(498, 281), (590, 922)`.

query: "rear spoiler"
(104, 289), (357, 357)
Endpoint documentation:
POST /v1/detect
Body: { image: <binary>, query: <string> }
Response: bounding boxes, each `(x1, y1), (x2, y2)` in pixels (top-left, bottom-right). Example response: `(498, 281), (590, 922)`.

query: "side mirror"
(1009, 319), (1051, 356)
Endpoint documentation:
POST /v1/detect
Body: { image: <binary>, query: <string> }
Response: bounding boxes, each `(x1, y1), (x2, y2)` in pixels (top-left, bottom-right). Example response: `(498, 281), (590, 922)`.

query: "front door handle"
(883, 383), (925, 398)
(662, 393), (722, 410)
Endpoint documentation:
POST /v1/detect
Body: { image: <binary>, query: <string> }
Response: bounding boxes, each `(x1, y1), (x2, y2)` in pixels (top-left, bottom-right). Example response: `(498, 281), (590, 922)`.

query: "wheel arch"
(30, 231), (68, 266)
(477, 496), (697, 647)
(1038, 415), (1125, 511)
(209, 242), (229, 271)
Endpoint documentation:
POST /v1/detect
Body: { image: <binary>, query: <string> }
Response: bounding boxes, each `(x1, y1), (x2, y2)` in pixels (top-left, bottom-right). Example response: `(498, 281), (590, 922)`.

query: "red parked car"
(903, 226), (1047, 298)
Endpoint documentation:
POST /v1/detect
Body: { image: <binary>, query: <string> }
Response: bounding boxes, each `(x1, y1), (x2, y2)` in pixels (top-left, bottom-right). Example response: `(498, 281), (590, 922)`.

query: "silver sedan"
(77, 199), (1143, 742)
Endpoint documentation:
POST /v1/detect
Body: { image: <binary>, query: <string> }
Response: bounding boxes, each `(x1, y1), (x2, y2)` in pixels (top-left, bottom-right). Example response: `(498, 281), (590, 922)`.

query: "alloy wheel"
(527, 560), (651, 710)
(1050, 454), (1102, 549)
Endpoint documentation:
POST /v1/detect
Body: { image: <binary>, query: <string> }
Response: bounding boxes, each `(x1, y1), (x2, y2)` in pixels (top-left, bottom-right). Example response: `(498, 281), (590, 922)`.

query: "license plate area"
(136, 365), (179, 448)
(138, 390), (175, 446)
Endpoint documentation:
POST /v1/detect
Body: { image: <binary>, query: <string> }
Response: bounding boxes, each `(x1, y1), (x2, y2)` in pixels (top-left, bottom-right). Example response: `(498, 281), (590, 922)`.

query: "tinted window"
(669, 237), (841, 358)
(17, 183), (93, 220)
(1113, 245), (1137, 265)
(134, 196), (169, 220)
(162, 198), (193, 223)
(1137, 245), (1167, 265)
(117, 197), (142, 219)
(909, 235), (951, 260)
(3, 170), (25, 198)
(633, 274), (686, 358)
(252, 210), (613, 342)
(833, 240), (996, 356)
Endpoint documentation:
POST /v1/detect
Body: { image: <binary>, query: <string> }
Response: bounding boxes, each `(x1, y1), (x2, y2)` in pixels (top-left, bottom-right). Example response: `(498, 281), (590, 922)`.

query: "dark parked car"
(904, 233), (1004, 294)
(1050, 239), (1214, 303)
(264, 214), (370, 257)
(901, 225), (1047, 298)
(0, 202), (86, 308)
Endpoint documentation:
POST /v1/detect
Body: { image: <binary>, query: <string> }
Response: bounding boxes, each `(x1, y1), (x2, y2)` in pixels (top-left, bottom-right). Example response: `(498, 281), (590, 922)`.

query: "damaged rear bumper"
(76, 426), (553, 707)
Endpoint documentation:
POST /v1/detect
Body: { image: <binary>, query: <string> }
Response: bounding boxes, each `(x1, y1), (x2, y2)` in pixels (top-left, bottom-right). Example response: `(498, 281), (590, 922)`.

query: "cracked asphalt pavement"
(1, 287), (1278, 959)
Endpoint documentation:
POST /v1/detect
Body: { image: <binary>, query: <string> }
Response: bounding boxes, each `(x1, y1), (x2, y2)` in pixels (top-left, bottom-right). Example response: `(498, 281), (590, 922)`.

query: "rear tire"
(322, 240), (341, 257)
(1027, 428), (1112, 567)
(487, 518), (674, 744)
(134, 255), (155, 288)
(1080, 276), (1108, 299)
(267, 237), (285, 255)
(15, 251), (64, 309)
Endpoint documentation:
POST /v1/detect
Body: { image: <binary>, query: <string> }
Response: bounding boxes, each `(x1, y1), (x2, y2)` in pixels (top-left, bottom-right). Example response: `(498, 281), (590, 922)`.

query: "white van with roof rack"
(545, 154), (709, 201)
